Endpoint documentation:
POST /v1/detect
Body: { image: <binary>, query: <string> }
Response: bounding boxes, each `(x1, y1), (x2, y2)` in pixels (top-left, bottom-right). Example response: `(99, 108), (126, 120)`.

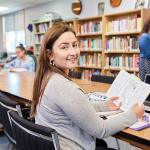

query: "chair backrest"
(0, 92), (21, 144)
(0, 52), (7, 59)
(8, 110), (60, 150)
(91, 74), (115, 84)
(68, 70), (82, 79)
(29, 55), (37, 71)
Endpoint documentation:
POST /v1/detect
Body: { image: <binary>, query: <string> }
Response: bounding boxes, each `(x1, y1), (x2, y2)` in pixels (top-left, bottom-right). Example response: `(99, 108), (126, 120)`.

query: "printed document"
(106, 70), (150, 111)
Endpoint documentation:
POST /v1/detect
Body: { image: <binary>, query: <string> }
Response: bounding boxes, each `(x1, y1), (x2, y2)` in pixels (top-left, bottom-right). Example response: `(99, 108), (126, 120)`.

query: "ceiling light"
(0, 7), (8, 12)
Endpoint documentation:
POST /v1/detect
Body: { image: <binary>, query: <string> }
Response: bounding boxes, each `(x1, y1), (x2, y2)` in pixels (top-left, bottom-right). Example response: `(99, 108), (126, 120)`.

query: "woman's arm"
(3, 59), (16, 69)
(90, 101), (109, 112)
(139, 33), (150, 58)
(54, 81), (137, 139)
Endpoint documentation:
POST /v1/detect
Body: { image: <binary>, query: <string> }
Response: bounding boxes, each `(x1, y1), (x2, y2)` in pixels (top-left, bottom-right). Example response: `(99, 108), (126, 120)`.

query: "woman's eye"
(73, 43), (79, 48)
(60, 45), (69, 50)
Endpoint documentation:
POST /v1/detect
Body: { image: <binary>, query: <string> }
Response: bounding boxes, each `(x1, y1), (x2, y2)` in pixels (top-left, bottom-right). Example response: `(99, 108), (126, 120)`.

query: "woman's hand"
(107, 96), (120, 111)
(131, 103), (145, 119)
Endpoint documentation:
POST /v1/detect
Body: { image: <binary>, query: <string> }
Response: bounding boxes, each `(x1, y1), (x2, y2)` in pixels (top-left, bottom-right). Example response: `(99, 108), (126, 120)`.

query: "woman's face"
(16, 48), (25, 59)
(50, 31), (80, 72)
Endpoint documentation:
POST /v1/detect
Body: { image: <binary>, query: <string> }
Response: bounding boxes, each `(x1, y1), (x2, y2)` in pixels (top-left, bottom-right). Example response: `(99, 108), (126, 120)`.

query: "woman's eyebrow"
(59, 42), (69, 45)
(59, 41), (78, 46)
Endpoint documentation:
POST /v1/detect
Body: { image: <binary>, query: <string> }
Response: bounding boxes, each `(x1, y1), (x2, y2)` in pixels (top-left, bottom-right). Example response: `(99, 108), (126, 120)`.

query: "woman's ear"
(46, 49), (52, 59)
(46, 49), (54, 62)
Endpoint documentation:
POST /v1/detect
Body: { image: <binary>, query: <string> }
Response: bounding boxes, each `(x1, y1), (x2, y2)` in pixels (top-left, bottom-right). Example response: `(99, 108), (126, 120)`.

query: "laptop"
(144, 74), (150, 112)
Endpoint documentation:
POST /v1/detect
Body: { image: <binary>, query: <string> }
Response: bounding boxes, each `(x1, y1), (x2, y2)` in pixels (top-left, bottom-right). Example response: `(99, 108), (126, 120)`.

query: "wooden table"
(0, 72), (34, 102)
(0, 72), (110, 101)
(0, 72), (150, 149)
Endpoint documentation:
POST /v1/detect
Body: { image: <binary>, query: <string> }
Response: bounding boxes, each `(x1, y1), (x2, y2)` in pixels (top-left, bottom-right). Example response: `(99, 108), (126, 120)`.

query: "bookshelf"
(32, 9), (150, 79)
(75, 16), (103, 80)
(103, 8), (150, 76)
(33, 19), (53, 55)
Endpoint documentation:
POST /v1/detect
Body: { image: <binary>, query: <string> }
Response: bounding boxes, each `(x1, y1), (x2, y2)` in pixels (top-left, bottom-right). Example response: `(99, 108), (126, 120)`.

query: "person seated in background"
(3, 44), (35, 72)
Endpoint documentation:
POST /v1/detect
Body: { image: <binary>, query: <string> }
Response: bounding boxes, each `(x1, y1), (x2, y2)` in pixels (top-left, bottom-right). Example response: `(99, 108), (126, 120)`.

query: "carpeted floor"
(0, 133), (9, 150)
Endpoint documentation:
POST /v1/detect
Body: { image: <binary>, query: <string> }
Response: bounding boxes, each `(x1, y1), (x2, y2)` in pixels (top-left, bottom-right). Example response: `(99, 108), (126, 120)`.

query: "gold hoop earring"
(50, 60), (54, 65)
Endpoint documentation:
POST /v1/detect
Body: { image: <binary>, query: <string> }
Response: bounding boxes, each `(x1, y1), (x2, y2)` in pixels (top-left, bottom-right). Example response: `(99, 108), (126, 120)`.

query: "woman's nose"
(69, 47), (77, 55)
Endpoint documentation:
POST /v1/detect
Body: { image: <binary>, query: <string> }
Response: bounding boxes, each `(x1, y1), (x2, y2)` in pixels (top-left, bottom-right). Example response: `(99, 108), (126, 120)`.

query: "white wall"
(0, 0), (139, 48)
(104, 0), (135, 13)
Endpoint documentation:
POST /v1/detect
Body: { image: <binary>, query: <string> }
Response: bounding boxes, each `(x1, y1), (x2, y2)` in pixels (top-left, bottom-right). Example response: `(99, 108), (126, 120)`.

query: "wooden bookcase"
(33, 20), (53, 55)
(103, 8), (150, 76)
(32, 9), (150, 79)
(75, 16), (103, 80)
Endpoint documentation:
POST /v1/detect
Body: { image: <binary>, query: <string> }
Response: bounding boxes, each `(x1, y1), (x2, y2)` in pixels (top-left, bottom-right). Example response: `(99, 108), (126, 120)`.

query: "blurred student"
(32, 23), (144, 150)
(4, 44), (35, 71)
(139, 18), (150, 81)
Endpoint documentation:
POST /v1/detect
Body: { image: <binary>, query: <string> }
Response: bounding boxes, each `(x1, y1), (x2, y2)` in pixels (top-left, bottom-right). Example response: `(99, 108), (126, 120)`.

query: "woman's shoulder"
(49, 73), (79, 89)
(26, 55), (34, 61)
(139, 33), (150, 39)
(51, 73), (69, 81)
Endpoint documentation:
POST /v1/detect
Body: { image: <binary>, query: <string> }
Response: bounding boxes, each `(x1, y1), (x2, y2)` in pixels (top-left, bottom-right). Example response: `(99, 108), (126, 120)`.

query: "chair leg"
(8, 142), (15, 150)
(115, 138), (121, 150)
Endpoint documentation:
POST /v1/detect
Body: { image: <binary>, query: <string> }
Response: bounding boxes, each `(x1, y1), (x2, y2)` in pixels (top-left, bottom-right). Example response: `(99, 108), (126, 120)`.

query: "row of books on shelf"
(106, 36), (138, 50)
(79, 53), (102, 67)
(82, 69), (101, 80)
(106, 16), (141, 33)
(106, 55), (139, 69)
(80, 38), (102, 50)
(35, 23), (49, 33)
(105, 49), (139, 53)
(34, 35), (44, 44)
(77, 21), (102, 34)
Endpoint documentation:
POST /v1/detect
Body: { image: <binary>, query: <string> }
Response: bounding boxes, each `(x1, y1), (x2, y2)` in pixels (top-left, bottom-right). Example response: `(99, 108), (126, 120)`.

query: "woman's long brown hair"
(31, 23), (76, 116)
(141, 18), (150, 33)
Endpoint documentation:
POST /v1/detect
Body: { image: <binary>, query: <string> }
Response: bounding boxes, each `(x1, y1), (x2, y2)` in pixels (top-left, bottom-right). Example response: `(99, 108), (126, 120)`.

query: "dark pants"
(96, 139), (116, 150)
(139, 57), (150, 81)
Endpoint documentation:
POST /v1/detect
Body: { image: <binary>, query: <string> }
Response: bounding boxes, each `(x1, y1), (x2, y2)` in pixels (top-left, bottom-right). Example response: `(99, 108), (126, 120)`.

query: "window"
(16, 30), (25, 46)
(5, 30), (25, 53)
(6, 31), (15, 53)
(3, 11), (25, 54)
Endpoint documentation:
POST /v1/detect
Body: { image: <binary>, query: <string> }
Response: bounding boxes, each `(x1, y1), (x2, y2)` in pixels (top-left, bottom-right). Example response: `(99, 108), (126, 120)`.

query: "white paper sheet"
(106, 70), (150, 111)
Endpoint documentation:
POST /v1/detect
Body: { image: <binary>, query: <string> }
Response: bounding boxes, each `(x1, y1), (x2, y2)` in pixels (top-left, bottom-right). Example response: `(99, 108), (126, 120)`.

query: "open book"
(89, 70), (150, 111)
(89, 70), (150, 130)
(10, 68), (28, 72)
(0, 68), (28, 73)
(106, 70), (150, 111)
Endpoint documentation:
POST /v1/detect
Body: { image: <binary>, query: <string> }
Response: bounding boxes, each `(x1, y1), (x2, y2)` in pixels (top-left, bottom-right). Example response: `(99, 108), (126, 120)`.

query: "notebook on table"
(129, 112), (150, 131)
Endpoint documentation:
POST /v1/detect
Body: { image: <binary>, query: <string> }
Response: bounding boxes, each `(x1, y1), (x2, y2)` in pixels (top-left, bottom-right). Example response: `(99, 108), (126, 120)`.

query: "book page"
(106, 70), (150, 111)
(10, 68), (28, 72)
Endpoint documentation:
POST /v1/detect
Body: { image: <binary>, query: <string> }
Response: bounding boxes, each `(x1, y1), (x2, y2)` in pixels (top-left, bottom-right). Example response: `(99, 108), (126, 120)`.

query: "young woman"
(32, 23), (144, 150)
(139, 18), (150, 81)
(4, 44), (35, 71)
